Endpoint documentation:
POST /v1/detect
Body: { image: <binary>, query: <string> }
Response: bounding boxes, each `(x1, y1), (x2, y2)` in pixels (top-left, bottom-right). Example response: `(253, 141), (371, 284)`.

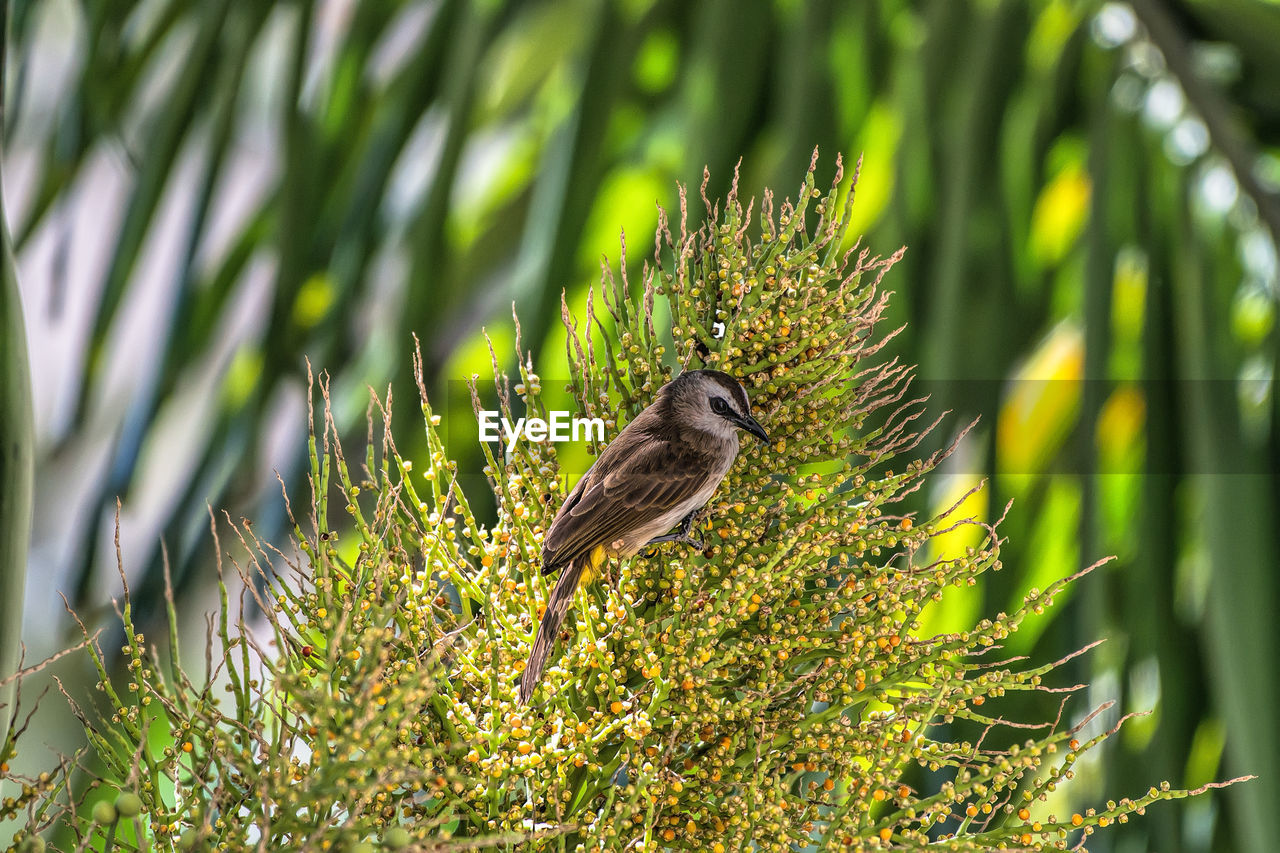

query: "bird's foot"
(679, 534), (705, 551)
(644, 511), (704, 551)
(645, 532), (706, 550)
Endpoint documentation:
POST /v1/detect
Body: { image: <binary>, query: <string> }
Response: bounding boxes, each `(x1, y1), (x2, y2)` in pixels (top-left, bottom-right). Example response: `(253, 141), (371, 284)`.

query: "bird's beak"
(733, 412), (768, 442)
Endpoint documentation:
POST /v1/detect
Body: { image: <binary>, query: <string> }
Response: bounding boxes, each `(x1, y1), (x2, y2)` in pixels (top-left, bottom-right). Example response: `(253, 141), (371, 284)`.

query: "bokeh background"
(4, 0), (1279, 850)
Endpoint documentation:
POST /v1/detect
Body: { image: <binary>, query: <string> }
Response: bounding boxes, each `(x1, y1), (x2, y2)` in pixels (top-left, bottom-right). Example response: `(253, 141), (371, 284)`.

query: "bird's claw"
(644, 510), (707, 550)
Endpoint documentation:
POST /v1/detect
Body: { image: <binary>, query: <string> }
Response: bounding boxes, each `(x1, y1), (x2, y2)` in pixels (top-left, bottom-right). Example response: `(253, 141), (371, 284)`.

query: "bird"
(518, 368), (768, 704)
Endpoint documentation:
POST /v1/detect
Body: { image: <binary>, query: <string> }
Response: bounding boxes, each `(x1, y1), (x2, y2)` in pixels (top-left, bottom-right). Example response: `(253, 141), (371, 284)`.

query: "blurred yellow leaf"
(1111, 248), (1148, 346)
(1109, 247), (1148, 382)
(841, 101), (902, 245)
(1096, 382), (1145, 553)
(1029, 163), (1091, 268)
(998, 322), (1083, 480)
(1097, 384), (1145, 472)
(917, 474), (987, 636)
(928, 474), (990, 562)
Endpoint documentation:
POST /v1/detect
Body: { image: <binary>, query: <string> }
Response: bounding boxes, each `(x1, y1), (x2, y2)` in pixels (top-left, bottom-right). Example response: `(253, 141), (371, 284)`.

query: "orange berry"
(1018, 807), (1030, 821)
(1071, 813), (1084, 827)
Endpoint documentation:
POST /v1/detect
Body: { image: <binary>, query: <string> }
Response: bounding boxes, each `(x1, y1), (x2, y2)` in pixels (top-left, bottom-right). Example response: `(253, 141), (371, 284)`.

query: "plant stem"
(0, 0), (37, 782)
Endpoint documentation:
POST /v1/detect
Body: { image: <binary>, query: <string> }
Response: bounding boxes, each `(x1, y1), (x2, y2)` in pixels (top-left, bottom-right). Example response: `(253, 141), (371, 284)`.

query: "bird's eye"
(710, 397), (730, 415)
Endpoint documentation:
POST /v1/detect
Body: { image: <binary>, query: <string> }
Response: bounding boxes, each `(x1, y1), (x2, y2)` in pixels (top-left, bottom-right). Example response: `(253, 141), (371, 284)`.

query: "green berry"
(92, 800), (117, 824)
(383, 827), (412, 849)
(349, 843), (375, 853)
(19, 837), (47, 853)
(115, 792), (142, 818)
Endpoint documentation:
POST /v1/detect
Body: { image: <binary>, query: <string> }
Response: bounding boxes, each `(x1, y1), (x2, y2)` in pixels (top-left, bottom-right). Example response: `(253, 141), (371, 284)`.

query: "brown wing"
(541, 436), (712, 570)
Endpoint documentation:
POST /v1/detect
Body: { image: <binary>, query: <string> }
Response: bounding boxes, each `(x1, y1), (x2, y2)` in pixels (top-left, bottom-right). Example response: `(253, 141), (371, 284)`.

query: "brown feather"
(542, 438), (716, 567)
(519, 552), (590, 703)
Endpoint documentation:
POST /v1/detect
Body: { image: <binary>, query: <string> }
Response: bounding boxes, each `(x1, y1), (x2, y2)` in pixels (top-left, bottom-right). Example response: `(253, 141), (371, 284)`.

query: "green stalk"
(0, 0), (36, 779)
(1168, 184), (1280, 853)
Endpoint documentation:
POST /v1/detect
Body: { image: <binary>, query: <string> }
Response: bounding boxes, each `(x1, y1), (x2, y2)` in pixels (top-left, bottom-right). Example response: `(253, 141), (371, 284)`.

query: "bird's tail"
(518, 544), (605, 704)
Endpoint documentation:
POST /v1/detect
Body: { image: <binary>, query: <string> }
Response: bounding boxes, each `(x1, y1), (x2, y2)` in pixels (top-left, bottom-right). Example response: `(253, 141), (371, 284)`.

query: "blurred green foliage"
(4, 0), (1280, 850)
(2, 0), (36, 800)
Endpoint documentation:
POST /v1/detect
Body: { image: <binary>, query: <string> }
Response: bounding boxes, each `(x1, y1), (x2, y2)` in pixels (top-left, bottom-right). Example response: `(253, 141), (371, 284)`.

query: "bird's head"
(665, 369), (769, 443)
